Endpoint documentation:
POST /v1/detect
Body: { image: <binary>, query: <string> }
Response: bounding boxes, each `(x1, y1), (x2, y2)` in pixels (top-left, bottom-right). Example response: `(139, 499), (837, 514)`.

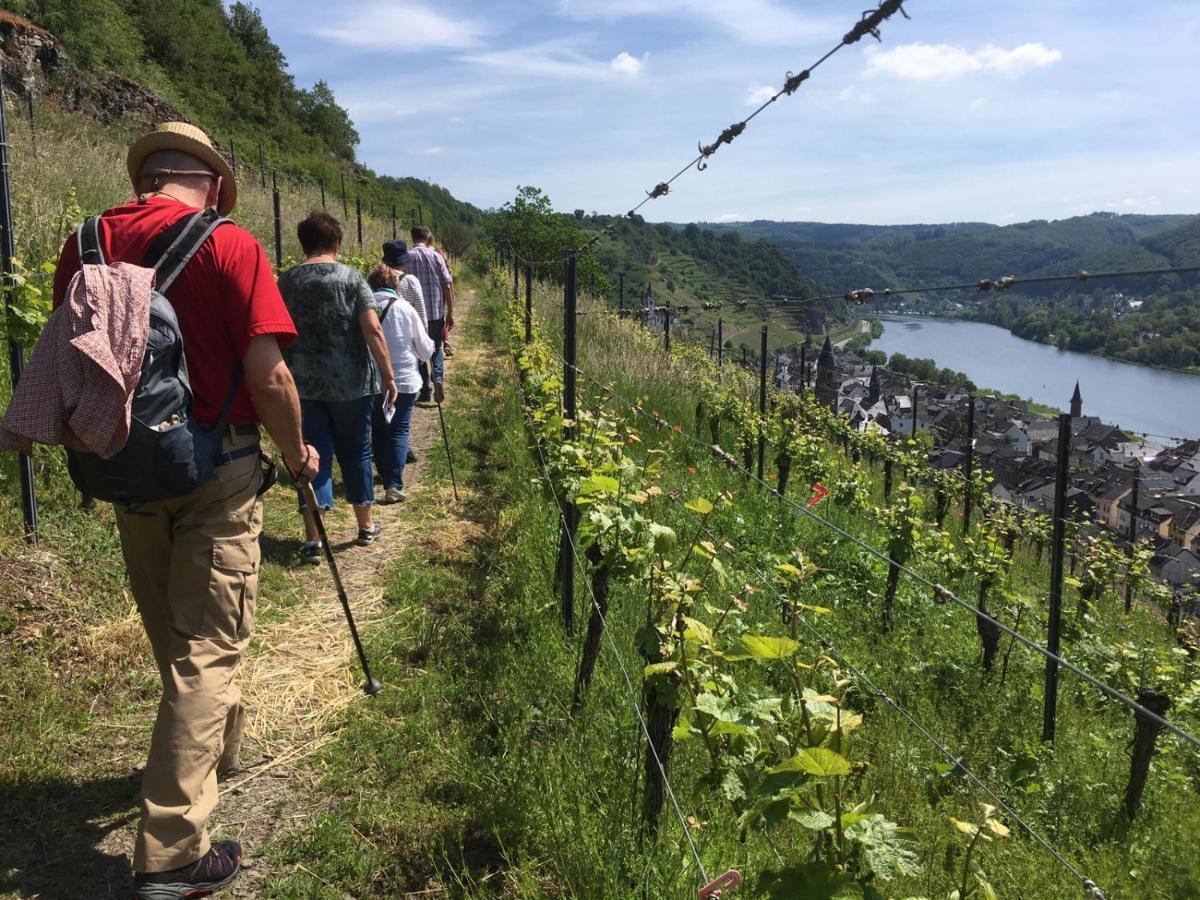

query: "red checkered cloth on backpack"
(0, 261), (153, 457)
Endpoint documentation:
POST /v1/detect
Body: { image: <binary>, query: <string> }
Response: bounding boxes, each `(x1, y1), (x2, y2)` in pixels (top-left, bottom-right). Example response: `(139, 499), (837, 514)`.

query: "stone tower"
(816, 335), (837, 411)
(867, 365), (882, 406)
(1070, 381), (1082, 418)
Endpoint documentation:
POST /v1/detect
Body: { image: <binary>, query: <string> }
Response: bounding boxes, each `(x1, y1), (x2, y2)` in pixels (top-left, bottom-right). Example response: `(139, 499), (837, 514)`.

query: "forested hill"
(0, 1), (483, 240)
(705, 212), (1200, 370)
(705, 212), (1200, 292)
(584, 213), (832, 333)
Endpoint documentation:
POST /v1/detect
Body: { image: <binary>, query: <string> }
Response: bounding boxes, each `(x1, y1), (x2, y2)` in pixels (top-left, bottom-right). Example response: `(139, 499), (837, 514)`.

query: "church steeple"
(816, 335), (837, 411)
(867, 365), (881, 406)
(1070, 381), (1082, 418)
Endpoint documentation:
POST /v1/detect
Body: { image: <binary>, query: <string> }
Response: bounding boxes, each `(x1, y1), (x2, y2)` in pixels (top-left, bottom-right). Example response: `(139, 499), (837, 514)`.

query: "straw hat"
(126, 121), (237, 215)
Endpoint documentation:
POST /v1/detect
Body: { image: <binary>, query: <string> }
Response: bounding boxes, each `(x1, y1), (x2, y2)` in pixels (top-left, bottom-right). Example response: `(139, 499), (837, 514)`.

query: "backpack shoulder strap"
(379, 295), (398, 322)
(147, 209), (229, 293)
(77, 217), (106, 266)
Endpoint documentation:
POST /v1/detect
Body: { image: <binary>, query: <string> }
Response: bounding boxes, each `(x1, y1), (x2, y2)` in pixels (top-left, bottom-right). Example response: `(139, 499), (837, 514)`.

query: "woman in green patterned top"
(278, 212), (397, 561)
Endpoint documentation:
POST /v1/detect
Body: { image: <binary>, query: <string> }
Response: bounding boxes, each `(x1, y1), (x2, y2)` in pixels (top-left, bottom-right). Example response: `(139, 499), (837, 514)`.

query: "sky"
(253, 0), (1200, 225)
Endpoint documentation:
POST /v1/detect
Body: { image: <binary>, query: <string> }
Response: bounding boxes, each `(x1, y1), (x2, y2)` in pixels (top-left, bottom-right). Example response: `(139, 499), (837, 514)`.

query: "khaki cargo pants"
(114, 436), (262, 873)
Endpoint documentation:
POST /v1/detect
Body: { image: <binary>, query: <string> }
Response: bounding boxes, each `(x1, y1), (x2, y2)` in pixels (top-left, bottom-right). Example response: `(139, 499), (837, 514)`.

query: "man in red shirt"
(52, 122), (319, 898)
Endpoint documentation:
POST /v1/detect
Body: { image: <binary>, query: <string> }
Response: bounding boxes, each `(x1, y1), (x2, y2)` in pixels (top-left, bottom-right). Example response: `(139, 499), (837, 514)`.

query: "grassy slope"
(262, 274), (1198, 899)
(0, 96), (458, 893)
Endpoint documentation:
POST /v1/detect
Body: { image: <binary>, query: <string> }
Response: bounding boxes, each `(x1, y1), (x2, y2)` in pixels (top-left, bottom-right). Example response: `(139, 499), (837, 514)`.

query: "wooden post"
(258, 142), (266, 188)
(271, 171), (282, 270)
(524, 262), (533, 344)
(758, 325), (768, 479)
(560, 253), (578, 634)
(911, 384), (919, 437)
(663, 300), (671, 354)
(391, 203), (397, 240)
(963, 393), (975, 531)
(709, 328), (715, 358)
(883, 457), (893, 500)
(618, 273), (625, 314)
(319, 177), (326, 210)
(340, 172), (348, 218)
(0, 90), (39, 540)
(1123, 688), (1171, 820)
(355, 195), (363, 248)
(571, 544), (610, 714)
(513, 258), (519, 301)
(1125, 468), (1139, 614)
(229, 138), (236, 175)
(418, 202), (424, 224)
(717, 318), (724, 368)
(1042, 413), (1072, 743)
(799, 344), (807, 391)
(21, 89), (37, 156)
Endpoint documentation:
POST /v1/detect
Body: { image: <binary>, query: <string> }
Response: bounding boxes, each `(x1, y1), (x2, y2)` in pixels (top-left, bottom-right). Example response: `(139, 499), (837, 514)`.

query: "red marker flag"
(807, 482), (829, 507)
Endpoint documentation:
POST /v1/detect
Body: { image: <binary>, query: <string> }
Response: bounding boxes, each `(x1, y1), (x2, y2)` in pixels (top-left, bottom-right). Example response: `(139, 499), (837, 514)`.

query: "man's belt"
(218, 443), (261, 466)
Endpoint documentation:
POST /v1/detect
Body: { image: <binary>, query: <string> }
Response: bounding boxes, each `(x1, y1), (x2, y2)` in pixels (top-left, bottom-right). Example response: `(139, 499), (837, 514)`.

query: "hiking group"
(0, 122), (455, 897)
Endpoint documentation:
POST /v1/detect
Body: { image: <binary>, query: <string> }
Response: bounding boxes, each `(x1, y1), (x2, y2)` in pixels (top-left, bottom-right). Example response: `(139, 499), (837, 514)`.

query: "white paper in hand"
(384, 402), (396, 424)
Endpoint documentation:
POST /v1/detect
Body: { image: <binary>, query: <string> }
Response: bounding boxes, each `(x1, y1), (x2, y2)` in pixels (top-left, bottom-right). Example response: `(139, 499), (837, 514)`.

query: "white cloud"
(836, 85), (874, 105)
(460, 42), (645, 81)
(421, 146), (444, 156)
(745, 84), (776, 107)
(865, 42), (1062, 81)
(558, 0), (832, 46)
(610, 51), (646, 75)
(314, 3), (486, 50)
(340, 83), (505, 122)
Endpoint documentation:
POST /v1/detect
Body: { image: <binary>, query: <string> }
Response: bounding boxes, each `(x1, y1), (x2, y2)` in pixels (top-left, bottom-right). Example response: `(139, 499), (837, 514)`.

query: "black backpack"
(66, 210), (256, 504)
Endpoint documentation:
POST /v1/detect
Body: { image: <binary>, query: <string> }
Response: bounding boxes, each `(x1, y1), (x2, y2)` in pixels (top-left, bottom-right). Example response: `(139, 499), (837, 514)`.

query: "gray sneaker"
(133, 840), (242, 899)
(356, 523), (383, 546)
(382, 488), (405, 504)
(433, 379), (445, 404)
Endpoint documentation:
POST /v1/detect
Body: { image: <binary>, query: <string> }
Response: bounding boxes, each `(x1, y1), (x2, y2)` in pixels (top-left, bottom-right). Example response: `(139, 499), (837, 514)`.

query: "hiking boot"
(406, 449), (417, 464)
(356, 523), (382, 546)
(443, 342), (455, 358)
(381, 488), (405, 504)
(133, 840), (242, 899)
(433, 379), (445, 404)
(300, 541), (323, 565)
(417, 390), (431, 404)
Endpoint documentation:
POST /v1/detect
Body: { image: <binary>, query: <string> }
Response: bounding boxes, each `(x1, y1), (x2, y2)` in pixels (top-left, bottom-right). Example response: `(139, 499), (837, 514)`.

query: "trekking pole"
(433, 382), (459, 501)
(300, 481), (383, 695)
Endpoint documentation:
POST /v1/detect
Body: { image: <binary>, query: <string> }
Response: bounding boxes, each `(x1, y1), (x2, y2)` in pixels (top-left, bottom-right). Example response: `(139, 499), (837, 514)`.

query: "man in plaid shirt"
(404, 225), (454, 402)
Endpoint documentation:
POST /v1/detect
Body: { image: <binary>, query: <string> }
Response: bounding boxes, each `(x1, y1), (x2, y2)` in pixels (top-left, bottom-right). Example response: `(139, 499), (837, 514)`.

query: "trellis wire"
(547, 348), (1200, 753)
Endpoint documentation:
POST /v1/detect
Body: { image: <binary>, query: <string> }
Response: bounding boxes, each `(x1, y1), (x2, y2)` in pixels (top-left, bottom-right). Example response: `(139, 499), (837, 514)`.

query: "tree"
(297, 80), (359, 160)
(484, 186), (609, 294)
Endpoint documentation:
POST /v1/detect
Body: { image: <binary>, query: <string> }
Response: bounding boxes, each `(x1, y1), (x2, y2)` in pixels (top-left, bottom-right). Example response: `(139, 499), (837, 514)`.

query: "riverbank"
(868, 315), (1200, 439)
(898, 311), (1200, 379)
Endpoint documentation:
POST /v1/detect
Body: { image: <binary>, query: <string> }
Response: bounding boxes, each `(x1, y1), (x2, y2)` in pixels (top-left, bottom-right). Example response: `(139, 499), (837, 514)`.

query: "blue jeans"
(418, 318), (445, 397)
(299, 396), (375, 510)
(371, 392), (417, 491)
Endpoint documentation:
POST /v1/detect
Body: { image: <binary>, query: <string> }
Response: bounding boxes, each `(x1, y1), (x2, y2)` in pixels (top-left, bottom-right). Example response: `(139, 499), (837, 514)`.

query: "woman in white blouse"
(368, 259), (434, 503)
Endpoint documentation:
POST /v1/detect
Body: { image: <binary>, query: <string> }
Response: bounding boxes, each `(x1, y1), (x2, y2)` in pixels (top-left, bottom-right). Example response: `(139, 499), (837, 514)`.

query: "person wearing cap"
(49, 122), (319, 897)
(405, 225), (454, 403)
(382, 239), (424, 467)
(383, 238), (427, 330)
(367, 259), (433, 502)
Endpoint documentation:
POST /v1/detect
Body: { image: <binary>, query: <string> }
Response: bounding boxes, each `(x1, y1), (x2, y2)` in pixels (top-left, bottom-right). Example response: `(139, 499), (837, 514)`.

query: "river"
(871, 316), (1200, 440)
